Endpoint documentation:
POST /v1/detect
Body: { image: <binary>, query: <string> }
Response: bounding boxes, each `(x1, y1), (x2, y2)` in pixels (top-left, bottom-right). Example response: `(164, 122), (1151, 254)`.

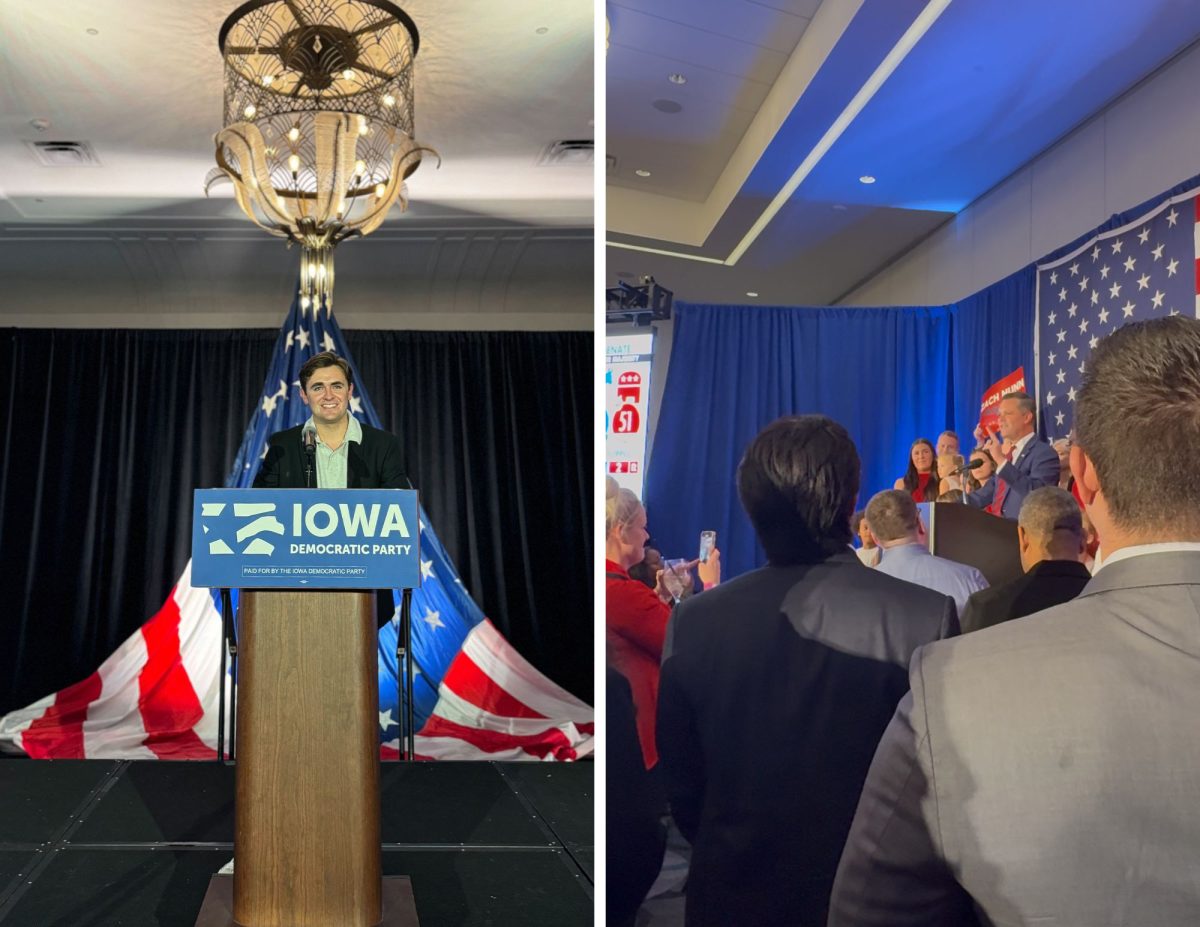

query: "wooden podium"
(927, 501), (1023, 587)
(194, 589), (418, 927)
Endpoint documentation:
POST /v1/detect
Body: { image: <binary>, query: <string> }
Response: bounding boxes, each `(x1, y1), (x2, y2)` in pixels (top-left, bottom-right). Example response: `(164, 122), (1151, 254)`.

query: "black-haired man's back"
(657, 551), (957, 927)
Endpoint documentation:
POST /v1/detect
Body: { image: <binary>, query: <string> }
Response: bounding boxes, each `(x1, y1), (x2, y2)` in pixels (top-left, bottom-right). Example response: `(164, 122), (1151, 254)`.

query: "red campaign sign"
(978, 367), (1026, 433)
(612, 404), (641, 435)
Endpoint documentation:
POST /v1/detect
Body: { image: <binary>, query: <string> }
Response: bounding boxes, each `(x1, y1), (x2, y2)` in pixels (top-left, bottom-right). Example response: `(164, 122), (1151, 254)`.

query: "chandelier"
(211, 0), (436, 313)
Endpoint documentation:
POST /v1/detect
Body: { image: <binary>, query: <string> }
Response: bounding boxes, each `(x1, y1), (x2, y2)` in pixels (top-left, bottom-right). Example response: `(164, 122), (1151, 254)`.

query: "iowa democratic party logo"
(199, 499), (413, 556)
(193, 490), (420, 590)
(200, 502), (285, 555)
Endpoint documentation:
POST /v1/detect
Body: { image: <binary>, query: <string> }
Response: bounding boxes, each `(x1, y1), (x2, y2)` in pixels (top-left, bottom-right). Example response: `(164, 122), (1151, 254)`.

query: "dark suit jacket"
(959, 558), (1091, 634)
(606, 668), (667, 927)
(253, 421), (408, 626)
(656, 551), (958, 927)
(965, 434), (1059, 519)
(829, 551), (1200, 927)
(253, 421), (409, 489)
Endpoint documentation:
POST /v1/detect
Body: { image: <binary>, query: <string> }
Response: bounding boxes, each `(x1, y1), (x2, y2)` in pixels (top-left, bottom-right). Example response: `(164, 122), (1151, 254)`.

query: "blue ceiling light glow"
(799, 0), (1200, 212)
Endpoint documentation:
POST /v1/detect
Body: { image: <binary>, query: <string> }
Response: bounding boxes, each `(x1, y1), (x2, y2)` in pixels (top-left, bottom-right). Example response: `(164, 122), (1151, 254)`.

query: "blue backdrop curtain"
(645, 303), (953, 579)
(644, 172), (1200, 582)
(948, 265), (1036, 448)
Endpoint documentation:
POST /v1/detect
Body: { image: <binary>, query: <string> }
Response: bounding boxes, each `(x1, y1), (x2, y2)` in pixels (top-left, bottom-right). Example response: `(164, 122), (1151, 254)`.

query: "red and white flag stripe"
(383, 620), (595, 762)
(0, 561), (224, 759)
(2, 568), (592, 763)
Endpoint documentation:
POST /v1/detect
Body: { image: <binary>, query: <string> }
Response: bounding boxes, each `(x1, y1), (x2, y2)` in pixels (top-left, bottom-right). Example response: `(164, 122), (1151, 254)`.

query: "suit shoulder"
(359, 422), (400, 445)
(268, 424), (303, 445)
(859, 561), (955, 608)
(919, 590), (1106, 674)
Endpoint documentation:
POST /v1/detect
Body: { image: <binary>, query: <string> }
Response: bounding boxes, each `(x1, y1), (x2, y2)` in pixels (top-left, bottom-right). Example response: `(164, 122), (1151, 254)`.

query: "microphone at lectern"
(302, 425), (317, 488)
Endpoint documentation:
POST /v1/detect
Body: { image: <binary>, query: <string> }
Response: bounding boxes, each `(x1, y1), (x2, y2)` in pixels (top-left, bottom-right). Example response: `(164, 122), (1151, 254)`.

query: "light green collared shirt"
(304, 413), (363, 488)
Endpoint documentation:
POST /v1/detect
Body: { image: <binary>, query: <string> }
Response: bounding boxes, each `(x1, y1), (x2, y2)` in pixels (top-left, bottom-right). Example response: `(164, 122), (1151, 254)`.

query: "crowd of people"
(606, 316), (1200, 926)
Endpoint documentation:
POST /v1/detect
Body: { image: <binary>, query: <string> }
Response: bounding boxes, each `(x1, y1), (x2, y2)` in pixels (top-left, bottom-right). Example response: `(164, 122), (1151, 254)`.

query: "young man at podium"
(254, 352), (409, 490)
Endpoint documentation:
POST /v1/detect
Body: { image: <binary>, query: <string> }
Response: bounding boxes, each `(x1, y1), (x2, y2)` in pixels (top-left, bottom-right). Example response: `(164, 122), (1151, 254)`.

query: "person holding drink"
(605, 478), (720, 769)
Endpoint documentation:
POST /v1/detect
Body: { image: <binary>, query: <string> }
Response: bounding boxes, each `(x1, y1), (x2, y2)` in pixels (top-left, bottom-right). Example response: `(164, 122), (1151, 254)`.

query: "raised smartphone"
(699, 530), (716, 564)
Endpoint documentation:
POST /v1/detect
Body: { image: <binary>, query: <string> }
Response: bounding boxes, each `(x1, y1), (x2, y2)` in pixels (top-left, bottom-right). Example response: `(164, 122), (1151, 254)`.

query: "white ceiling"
(0, 0), (594, 225)
(607, 0), (822, 202)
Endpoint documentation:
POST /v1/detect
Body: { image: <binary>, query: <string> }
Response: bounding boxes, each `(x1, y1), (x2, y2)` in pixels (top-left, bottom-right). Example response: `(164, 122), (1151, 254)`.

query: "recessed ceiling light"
(535, 26), (549, 34)
(859, 175), (876, 184)
(635, 169), (651, 177)
(85, 27), (99, 35)
(29, 118), (51, 132)
(668, 73), (687, 84)
(652, 98), (683, 114)
(746, 291), (759, 298)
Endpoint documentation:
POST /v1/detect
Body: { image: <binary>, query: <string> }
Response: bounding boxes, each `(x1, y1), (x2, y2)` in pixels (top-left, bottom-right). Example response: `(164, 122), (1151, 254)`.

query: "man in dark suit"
(656, 415), (958, 927)
(254, 352), (408, 490)
(965, 390), (1059, 518)
(959, 485), (1090, 633)
(829, 317), (1200, 926)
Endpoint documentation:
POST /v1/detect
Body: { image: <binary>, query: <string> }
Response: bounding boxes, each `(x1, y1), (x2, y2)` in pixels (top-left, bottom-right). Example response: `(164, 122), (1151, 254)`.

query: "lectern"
(190, 489), (422, 927)
(927, 500), (1023, 587)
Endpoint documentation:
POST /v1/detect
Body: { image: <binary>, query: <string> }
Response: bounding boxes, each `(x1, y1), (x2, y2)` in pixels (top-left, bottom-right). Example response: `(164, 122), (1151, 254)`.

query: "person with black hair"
(657, 415), (957, 927)
(892, 437), (938, 502)
(254, 351), (408, 489)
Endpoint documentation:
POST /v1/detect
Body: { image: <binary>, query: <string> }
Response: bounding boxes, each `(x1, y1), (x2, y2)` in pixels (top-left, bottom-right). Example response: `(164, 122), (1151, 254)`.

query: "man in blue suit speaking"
(966, 391), (1059, 519)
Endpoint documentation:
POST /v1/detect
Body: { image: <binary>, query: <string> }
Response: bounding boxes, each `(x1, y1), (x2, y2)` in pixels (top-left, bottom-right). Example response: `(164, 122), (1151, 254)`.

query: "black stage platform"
(0, 759), (593, 926)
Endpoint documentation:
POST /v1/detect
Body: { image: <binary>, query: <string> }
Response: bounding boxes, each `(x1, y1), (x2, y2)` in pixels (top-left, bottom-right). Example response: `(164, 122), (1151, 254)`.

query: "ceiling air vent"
(25, 140), (101, 167)
(537, 139), (594, 166)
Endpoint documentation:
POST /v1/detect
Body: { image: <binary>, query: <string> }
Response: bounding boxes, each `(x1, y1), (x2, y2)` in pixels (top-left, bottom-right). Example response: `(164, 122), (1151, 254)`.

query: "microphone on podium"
(302, 425), (317, 488)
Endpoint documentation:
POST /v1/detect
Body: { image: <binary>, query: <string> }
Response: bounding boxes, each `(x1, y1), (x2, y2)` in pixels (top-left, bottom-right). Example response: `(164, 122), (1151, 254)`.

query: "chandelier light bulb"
(244, 103), (257, 118)
(342, 69), (355, 80)
(382, 94), (395, 107)
(374, 182), (386, 198)
(354, 159), (366, 176)
(288, 153), (300, 173)
(261, 74), (274, 86)
(288, 126), (300, 142)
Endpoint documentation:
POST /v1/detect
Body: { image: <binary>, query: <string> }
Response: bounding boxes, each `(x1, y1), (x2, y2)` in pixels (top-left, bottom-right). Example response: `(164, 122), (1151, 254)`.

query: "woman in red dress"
(605, 480), (719, 769)
(893, 437), (938, 502)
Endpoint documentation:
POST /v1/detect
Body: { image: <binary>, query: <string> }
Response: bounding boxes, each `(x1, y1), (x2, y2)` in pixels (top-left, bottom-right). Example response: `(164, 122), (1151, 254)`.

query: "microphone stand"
(303, 438), (316, 488)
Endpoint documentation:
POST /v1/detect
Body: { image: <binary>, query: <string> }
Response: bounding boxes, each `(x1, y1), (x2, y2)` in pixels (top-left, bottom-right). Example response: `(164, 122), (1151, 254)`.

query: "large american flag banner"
(1036, 191), (1200, 441)
(0, 295), (592, 761)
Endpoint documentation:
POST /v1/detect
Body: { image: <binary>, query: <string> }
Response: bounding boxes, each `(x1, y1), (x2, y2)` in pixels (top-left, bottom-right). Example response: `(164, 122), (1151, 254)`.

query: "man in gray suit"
(656, 416), (958, 927)
(829, 316), (1200, 926)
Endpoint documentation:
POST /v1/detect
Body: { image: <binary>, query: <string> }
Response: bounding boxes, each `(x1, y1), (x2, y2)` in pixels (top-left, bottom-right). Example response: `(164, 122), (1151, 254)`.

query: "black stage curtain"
(0, 328), (593, 715)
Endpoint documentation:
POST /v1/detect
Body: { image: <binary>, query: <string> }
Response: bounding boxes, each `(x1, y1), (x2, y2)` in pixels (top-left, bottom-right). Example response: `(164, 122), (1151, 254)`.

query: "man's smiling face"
(301, 365), (352, 425)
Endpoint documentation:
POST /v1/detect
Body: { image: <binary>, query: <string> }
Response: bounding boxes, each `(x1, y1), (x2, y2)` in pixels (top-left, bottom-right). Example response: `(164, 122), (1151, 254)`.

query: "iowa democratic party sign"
(191, 489), (421, 589)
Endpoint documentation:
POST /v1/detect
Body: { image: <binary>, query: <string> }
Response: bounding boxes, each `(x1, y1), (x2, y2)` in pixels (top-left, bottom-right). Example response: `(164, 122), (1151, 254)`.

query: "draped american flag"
(1035, 191), (1200, 441)
(0, 293), (593, 761)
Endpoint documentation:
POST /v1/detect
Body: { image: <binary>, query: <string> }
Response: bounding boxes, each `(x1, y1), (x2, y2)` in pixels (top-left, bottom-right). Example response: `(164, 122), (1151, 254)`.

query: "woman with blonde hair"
(605, 478), (719, 769)
(937, 452), (967, 497)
